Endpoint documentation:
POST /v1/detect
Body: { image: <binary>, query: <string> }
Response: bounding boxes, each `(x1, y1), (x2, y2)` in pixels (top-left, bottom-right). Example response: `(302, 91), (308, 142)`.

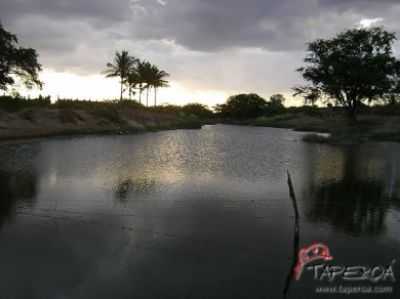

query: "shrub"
(181, 103), (213, 119)
(215, 93), (267, 119)
(0, 95), (50, 112)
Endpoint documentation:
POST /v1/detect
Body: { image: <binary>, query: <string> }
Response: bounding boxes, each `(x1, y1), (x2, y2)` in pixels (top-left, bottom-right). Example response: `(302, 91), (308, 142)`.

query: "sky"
(1, 0), (400, 107)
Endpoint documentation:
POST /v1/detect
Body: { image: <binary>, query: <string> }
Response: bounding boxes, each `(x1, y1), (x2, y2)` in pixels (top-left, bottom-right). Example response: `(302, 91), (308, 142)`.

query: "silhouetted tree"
(149, 64), (169, 107)
(270, 94), (285, 106)
(267, 94), (286, 113)
(215, 93), (267, 119)
(104, 51), (170, 105)
(0, 22), (42, 90)
(294, 27), (400, 120)
(182, 103), (213, 119)
(103, 51), (137, 101)
(384, 94), (400, 106)
(131, 61), (148, 104)
(136, 61), (153, 106)
(126, 68), (141, 101)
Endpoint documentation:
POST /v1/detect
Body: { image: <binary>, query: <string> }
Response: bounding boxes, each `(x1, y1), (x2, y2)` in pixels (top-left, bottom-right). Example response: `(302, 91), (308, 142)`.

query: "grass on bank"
(246, 106), (400, 144)
(0, 96), (213, 140)
(0, 96), (213, 124)
(1, 96), (400, 144)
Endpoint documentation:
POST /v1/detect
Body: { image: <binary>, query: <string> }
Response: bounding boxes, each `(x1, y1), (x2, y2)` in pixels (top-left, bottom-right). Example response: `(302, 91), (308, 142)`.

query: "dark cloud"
(319, 0), (400, 7)
(2, 0), (400, 54)
(127, 0), (400, 51)
(128, 0), (313, 51)
(0, 0), (131, 24)
(1, 0), (400, 100)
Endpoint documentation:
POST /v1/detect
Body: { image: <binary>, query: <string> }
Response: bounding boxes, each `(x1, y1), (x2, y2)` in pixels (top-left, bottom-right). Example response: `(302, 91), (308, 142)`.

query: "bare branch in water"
(283, 171), (300, 299)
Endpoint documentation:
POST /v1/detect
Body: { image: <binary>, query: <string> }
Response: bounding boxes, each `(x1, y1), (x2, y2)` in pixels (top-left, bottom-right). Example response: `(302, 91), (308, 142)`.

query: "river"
(0, 125), (399, 298)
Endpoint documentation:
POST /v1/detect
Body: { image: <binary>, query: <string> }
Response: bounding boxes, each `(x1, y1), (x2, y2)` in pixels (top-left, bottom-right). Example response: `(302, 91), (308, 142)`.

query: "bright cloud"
(1, 0), (400, 105)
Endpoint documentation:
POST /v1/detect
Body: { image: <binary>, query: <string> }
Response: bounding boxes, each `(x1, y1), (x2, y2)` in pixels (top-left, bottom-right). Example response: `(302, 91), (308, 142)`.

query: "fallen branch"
(283, 170), (300, 299)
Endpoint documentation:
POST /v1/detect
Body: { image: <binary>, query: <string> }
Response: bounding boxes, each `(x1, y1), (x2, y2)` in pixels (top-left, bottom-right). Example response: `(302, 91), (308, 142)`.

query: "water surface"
(0, 125), (399, 298)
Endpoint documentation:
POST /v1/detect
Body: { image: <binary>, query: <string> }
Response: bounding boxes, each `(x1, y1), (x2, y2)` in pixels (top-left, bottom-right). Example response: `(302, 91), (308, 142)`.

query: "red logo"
(294, 243), (333, 280)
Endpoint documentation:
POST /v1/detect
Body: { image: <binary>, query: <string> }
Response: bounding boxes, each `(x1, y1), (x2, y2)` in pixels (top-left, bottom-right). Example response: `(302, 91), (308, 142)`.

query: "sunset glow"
(24, 69), (228, 107)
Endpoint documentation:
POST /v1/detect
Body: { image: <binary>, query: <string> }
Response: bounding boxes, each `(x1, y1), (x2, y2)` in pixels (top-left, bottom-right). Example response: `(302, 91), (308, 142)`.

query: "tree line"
(294, 27), (400, 120)
(103, 51), (169, 106)
(0, 22), (42, 91)
(2, 20), (400, 121)
(214, 93), (285, 119)
(216, 27), (400, 120)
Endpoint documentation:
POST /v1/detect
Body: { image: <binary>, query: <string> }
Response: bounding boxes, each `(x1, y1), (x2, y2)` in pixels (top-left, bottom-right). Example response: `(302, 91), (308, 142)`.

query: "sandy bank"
(0, 106), (202, 141)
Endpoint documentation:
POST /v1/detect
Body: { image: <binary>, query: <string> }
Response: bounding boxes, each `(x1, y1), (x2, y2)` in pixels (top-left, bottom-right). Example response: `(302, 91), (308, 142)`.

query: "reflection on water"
(309, 178), (388, 235)
(0, 147), (38, 229)
(113, 177), (157, 202)
(0, 126), (399, 298)
(303, 145), (400, 236)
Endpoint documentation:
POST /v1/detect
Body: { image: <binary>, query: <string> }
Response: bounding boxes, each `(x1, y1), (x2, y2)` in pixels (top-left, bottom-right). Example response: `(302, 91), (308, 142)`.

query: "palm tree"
(126, 69), (141, 101)
(135, 61), (148, 104)
(136, 61), (153, 106)
(103, 51), (137, 101)
(149, 65), (169, 107)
